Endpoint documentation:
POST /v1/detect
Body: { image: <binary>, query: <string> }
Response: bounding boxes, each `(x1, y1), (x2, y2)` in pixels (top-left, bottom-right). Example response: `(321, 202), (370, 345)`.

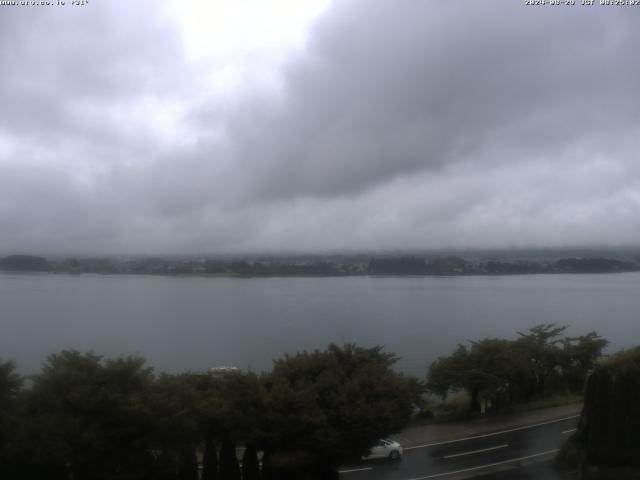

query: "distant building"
(208, 366), (241, 378)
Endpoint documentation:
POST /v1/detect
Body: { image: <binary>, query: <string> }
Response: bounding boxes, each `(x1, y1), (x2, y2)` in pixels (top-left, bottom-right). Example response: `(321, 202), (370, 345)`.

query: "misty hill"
(555, 257), (637, 273)
(369, 257), (428, 275)
(368, 256), (474, 275)
(0, 255), (49, 272)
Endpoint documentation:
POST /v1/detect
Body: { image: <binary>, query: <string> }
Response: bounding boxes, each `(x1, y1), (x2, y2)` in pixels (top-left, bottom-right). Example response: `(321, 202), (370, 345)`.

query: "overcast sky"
(1, 0), (640, 255)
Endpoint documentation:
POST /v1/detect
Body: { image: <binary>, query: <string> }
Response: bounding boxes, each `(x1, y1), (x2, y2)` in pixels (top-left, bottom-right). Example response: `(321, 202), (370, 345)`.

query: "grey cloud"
(1, 0), (640, 254)
(0, 1), (185, 145)
(216, 1), (640, 204)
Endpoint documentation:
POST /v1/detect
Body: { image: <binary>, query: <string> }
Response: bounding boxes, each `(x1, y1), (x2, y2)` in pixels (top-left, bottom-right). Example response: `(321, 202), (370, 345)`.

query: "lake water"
(1, 272), (639, 377)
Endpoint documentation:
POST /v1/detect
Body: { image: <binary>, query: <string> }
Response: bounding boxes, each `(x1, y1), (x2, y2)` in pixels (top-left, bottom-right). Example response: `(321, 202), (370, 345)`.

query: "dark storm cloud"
(220, 1), (640, 203)
(1, 0), (640, 254)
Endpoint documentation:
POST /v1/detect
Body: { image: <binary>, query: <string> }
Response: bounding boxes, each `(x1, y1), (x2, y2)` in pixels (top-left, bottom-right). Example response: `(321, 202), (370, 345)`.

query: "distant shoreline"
(1, 253), (639, 278)
(2, 268), (639, 280)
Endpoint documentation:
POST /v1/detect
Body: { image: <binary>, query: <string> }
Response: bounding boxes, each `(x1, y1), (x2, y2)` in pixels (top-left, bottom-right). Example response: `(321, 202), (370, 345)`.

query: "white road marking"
(562, 428), (577, 434)
(403, 415), (580, 450)
(443, 444), (509, 459)
(338, 467), (373, 474)
(407, 449), (559, 480)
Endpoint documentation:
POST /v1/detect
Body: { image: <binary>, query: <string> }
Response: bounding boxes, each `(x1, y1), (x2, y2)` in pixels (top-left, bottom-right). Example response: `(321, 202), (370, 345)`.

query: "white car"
(362, 439), (403, 461)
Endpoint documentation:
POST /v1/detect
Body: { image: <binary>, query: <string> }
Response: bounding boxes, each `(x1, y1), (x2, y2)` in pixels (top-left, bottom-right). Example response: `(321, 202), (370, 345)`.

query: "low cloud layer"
(1, 1), (640, 255)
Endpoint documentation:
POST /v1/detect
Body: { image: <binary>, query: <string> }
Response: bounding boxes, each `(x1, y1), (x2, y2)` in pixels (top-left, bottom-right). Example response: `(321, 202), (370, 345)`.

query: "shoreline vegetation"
(1, 344), (418, 480)
(1, 251), (640, 277)
(1, 325), (612, 479)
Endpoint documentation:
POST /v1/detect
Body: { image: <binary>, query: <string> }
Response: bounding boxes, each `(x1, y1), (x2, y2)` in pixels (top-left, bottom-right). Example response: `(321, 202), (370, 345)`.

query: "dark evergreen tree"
(0, 360), (23, 479)
(241, 444), (261, 480)
(578, 347), (640, 467)
(154, 450), (180, 480)
(178, 447), (199, 480)
(259, 450), (275, 480)
(202, 429), (219, 480)
(219, 432), (241, 480)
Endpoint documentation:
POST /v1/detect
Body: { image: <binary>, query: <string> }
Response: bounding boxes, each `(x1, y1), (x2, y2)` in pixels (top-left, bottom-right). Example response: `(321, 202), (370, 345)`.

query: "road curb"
(392, 404), (583, 449)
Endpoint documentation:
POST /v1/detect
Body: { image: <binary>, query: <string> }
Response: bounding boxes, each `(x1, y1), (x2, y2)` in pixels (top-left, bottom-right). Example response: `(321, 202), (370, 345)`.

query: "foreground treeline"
(560, 347), (640, 478)
(0, 344), (420, 480)
(426, 324), (608, 413)
(0, 327), (609, 479)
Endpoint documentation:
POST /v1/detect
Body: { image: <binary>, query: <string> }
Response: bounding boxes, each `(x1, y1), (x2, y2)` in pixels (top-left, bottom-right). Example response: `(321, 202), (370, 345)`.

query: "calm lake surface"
(1, 272), (639, 376)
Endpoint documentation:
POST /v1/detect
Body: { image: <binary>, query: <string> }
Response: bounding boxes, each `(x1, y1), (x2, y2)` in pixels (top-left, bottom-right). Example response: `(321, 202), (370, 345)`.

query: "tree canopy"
(0, 343), (417, 480)
(427, 324), (608, 412)
(260, 344), (416, 475)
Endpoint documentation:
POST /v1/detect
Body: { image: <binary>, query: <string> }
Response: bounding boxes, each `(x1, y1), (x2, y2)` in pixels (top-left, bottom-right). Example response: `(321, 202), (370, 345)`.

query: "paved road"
(339, 415), (579, 480)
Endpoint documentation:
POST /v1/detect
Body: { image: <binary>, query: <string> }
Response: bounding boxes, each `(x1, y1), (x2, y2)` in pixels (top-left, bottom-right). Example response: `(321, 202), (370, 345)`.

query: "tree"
(0, 360), (23, 477)
(214, 371), (264, 445)
(147, 373), (204, 479)
(0, 360), (21, 404)
(241, 445), (261, 480)
(177, 447), (199, 480)
(561, 331), (609, 390)
(219, 431), (241, 480)
(201, 429), (219, 480)
(25, 351), (158, 480)
(259, 343), (416, 478)
(1, 345), (420, 479)
(427, 339), (527, 412)
(427, 344), (471, 397)
(562, 346), (640, 472)
(427, 325), (609, 413)
(183, 369), (263, 479)
(515, 324), (569, 398)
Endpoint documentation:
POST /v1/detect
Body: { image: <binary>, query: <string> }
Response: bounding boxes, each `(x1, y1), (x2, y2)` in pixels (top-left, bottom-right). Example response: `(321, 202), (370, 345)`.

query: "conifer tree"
(219, 432), (241, 480)
(241, 444), (261, 480)
(202, 429), (219, 480)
